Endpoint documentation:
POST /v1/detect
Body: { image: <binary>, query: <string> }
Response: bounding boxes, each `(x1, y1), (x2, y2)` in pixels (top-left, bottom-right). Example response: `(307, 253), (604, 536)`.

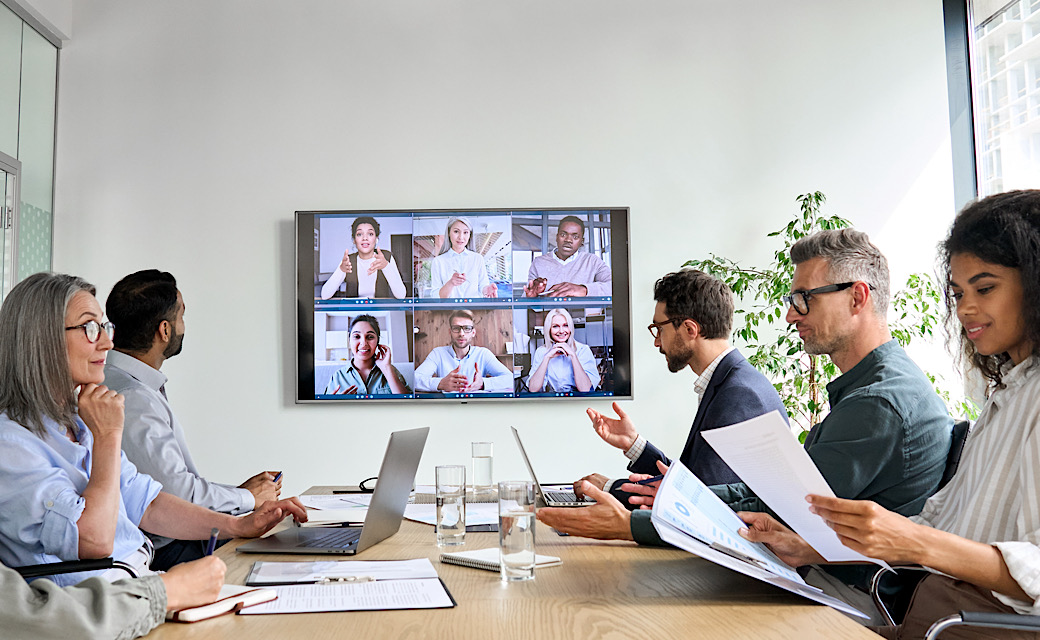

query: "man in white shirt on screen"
(413, 309), (513, 393)
(103, 269), (282, 571)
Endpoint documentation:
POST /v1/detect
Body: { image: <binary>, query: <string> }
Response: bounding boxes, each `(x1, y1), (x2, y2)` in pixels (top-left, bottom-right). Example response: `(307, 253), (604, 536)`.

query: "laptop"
(511, 426), (592, 507)
(237, 426), (429, 555)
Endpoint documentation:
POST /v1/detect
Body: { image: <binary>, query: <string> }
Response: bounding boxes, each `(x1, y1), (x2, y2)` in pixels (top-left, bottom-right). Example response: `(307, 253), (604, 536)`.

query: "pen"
(633, 474), (663, 486)
(709, 541), (766, 568)
(317, 575), (376, 584)
(205, 528), (219, 556)
(273, 471), (283, 483)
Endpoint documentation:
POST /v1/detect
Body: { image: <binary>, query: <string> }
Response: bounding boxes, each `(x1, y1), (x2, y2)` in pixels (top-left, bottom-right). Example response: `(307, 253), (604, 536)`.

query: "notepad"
(166, 584), (277, 622)
(439, 547), (561, 572)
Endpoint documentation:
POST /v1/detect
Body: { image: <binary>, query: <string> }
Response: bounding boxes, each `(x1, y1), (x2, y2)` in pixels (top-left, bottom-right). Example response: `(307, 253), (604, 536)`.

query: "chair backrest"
(938, 419), (971, 491)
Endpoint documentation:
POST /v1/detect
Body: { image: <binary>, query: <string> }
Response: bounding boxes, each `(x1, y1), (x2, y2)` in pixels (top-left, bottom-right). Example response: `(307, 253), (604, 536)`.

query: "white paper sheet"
(700, 411), (889, 567)
(403, 503), (499, 526)
(650, 462), (867, 619)
(238, 578), (454, 614)
(299, 494), (372, 509)
(246, 558), (439, 585)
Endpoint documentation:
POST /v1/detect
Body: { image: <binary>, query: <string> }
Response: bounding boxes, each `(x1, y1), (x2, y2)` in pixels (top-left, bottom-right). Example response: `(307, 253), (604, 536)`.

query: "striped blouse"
(912, 356), (1040, 613)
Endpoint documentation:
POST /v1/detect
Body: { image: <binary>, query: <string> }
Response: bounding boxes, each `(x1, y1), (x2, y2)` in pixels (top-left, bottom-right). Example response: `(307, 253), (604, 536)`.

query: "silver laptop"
(237, 427), (429, 555)
(511, 426), (592, 507)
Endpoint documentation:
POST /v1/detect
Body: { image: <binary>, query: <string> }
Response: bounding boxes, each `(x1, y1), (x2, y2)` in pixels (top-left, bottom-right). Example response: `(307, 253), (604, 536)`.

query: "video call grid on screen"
(296, 208), (632, 402)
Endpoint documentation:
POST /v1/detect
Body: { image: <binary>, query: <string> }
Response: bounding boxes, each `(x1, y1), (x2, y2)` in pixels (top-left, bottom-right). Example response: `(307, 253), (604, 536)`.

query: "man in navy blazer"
(574, 269), (787, 506)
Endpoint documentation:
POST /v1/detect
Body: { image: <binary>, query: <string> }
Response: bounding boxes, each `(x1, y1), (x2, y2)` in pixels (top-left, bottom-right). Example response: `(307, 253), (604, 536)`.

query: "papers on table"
(299, 494), (372, 510)
(246, 559), (439, 586)
(403, 502), (499, 526)
(238, 579), (455, 614)
(651, 461), (867, 619)
(700, 411), (889, 568)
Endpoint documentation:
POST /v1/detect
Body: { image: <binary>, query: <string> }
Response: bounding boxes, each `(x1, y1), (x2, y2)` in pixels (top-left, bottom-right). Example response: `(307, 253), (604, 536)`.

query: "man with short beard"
(104, 270), (281, 570)
(573, 268), (788, 501)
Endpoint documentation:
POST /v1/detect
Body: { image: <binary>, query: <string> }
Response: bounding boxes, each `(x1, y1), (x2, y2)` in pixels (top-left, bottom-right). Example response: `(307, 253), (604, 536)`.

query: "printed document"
(238, 578), (454, 614)
(700, 410), (889, 567)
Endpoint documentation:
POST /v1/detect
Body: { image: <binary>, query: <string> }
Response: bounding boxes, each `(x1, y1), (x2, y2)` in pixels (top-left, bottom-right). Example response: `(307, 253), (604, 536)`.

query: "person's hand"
(807, 495), (924, 565)
(738, 511), (824, 567)
(239, 471), (280, 503)
(77, 384), (125, 442)
(537, 481), (633, 540)
(373, 344), (393, 374)
(231, 497), (308, 538)
(545, 282), (588, 297)
(160, 556), (226, 612)
(367, 249), (388, 275)
(436, 365), (469, 392)
(329, 384), (359, 395)
(463, 363), (484, 392)
(339, 250), (353, 274)
(618, 460), (669, 508)
(586, 402), (638, 451)
(523, 278), (547, 297)
(573, 473), (610, 499)
(450, 272), (467, 287)
(482, 283), (497, 298)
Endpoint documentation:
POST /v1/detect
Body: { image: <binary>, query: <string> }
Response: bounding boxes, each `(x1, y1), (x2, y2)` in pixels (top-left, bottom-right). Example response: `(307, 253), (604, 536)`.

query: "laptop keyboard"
(546, 490), (581, 503)
(299, 528), (362, 549)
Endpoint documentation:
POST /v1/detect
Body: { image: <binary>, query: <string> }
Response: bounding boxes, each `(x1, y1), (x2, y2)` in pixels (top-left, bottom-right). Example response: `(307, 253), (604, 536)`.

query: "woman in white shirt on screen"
(528, 308), (600, 393)
(320, 216), (407, 299)
(430, 217), (497, 299)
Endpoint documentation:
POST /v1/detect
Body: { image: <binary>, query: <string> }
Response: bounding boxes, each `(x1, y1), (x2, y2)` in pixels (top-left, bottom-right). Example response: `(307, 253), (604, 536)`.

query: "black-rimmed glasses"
(65, 320), (115, 343)
(647, 317), (683, 339)
(782, 282), (875, 315)
(450, 325), (475, 334)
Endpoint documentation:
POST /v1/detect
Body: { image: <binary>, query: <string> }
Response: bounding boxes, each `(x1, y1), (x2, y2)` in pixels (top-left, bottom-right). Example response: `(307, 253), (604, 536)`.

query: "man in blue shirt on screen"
(413, 309), (513, 393)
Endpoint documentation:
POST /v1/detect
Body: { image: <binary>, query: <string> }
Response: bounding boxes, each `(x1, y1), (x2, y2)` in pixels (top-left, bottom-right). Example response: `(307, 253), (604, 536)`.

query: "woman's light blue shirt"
(0, 412), (161, 586)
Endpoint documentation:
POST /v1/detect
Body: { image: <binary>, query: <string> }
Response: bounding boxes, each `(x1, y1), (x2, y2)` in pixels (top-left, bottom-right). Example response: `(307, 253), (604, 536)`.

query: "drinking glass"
(435, 465), (466, 546)
(471, 442), (493, 496)
(498, 480), (536, 581)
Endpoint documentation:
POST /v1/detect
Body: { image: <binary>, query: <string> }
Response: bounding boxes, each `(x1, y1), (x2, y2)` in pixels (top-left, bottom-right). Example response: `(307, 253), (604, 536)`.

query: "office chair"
(12, 557), (138, 580)
(870, 419), (971, 625)
(924, 612), (1040, 639)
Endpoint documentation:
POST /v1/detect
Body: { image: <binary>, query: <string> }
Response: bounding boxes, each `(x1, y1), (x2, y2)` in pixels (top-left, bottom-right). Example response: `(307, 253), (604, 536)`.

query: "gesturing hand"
(450, 272), (467, 287)
(339, 250), (353, 274)
(368, 249), (389, 275)
(437, 365), (469, 392)
(463, 363), (484, 392)
(330, 384), (359, 395)
(586, 401), (638, 451)
(524, 278), (547, 297)
(77, 384), (125, 441)
(546, 282), (588, 298)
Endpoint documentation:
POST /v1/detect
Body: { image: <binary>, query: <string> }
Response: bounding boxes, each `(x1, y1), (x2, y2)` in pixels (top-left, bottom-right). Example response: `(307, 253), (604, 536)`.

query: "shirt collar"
(106, 349), (168, 392)
(826, 339), (900, 402)
(694, 346), (735, 397)
(552, 249), (580, 265)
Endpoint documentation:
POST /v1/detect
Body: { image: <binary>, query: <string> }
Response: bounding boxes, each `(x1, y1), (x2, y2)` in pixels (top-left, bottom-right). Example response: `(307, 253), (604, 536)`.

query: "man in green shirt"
(539, 230), (952, 610)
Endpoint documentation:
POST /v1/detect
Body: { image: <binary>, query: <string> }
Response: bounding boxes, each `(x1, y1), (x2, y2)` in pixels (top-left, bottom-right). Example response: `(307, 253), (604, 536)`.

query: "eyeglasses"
(65, 320), (115, 344)
(782, 282), (875, 315)
(647, 317), (683, 339)
(450, 325), (475, 334)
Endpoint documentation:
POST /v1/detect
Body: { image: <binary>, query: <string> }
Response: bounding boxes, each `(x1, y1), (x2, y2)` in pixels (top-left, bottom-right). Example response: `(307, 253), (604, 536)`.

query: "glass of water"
(471, 441), (493, 496)
(498, 480), (536, 581)
(436, 465), (466, 546)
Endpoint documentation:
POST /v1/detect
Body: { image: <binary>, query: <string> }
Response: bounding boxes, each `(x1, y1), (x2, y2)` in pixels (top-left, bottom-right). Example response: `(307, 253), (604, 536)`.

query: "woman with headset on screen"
(528, 308), (600, 393)
(324, 315), (411, 395)
(429, 216), (497, 298)
(321, 216), (407, 299)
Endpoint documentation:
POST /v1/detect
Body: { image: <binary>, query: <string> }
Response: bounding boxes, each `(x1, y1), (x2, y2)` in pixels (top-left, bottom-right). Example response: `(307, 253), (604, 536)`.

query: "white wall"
(51, 0), (955, 498)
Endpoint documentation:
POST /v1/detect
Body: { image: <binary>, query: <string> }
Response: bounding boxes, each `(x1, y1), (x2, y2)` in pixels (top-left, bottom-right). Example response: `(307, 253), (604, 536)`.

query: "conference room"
(1, 0), (1037, 638)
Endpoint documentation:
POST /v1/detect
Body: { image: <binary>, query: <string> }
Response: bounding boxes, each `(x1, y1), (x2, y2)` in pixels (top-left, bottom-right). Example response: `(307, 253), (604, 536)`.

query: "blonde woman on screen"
(429, 217), (497, 298)
(528, 308), (600, 393)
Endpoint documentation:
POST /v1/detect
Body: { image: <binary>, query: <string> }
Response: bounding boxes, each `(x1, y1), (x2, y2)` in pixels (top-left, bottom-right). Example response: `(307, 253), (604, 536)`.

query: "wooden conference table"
(146, 487), (878, 640)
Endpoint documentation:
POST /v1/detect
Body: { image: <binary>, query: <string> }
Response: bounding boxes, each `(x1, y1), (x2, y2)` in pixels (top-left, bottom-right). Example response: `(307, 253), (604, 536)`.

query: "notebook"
(511, 426), (592, 507)
(166, 584), (277, 622)
(236, 427), (428, 555)
(439, 547), (562, 572)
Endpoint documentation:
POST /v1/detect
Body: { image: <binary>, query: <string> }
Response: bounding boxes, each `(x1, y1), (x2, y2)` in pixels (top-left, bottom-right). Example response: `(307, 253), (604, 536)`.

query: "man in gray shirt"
(104, 270), (280, 570)
(524, 216), (612, 298)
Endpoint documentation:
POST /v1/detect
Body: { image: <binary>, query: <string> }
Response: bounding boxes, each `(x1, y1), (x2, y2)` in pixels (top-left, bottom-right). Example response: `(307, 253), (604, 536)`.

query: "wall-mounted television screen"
(295, 208), (632, 402)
